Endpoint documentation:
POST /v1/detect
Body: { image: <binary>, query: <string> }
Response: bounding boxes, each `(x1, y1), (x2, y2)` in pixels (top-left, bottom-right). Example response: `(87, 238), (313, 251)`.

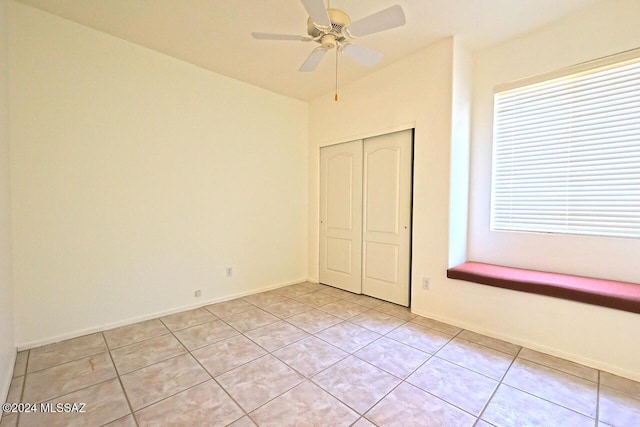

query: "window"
(491, 50), (640, 239)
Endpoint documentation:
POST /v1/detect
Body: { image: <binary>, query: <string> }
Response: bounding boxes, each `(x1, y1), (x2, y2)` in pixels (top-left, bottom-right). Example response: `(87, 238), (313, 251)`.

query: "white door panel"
(319, 140), (363, 293)
(363, 241), (399, 284)
(362, 130), (412, 306)
(365, 147), (401, 233)
(326, 237), (352, 274)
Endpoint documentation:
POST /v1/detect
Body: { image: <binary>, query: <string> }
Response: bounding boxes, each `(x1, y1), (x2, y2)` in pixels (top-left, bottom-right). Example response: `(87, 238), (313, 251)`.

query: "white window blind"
(491, 52), (640, 239)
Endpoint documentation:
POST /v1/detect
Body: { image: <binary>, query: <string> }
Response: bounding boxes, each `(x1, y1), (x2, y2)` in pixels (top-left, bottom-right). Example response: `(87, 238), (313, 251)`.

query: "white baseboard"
(17, 278), (306, 351)
(411, 307), (640, 383)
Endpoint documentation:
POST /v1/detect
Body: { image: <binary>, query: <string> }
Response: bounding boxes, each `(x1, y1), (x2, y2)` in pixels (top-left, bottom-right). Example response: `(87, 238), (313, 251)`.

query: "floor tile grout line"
(163, 323), (251, 422)
(311, 322), (382, 355)
(300, 320), (446, 422)
(496, 381), (598, 421)
(271, 348), (350, 381)
(241, 326), (311, 355)
(454, 329), (521, 356)
(240, 303), (344, 413)
(123, 292), (308, 422)
(514, 354), (600, 384)
(22, 346), (109, 376)
(14, 349), (30, 427)
(375, 323), (500, 422)
(306, 374), (376, 420)
(475, 345), (523, 424)
(19, 353), (119, 402)
(406, 327), (480, 408)
(240, 375), (306, 419)
(128, 376), (213, 415)
(503, 355), (600, 419)
(115, 349), (195, 378)
(349, 336), (431, 382)
(104, 331), (141, 427)
(158, 315), (221, 334)
(115, 322), (213, 417)
(477, 346), (598, 424)
(280, 309), (343, 331)
(106, 330), (172, 353)
(403, 378), (483, 420)
(201, 285), (337, 418)
(247, 312), (399, 420)
(429, 326), (512, 383)
(402, 365), (497, 421)
(98, 414), (136, 427)
(17, 376), (128, 427)
(379, 322), (456, 355)
(444, 335), (520, 360)
(426, 354), (508, 383)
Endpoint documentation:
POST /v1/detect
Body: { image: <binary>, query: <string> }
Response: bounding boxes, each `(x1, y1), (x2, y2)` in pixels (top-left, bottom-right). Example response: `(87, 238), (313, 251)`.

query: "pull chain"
(335, 47), (339, 102)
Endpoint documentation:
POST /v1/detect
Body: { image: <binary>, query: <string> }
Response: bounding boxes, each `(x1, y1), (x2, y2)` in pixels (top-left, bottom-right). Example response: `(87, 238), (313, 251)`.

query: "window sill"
(447, 262), (640, 314)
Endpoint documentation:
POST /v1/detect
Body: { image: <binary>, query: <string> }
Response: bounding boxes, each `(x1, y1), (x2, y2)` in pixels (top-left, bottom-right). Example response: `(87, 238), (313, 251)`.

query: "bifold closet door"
(319, 140), (363, 294)
(362, 130), (412, 306)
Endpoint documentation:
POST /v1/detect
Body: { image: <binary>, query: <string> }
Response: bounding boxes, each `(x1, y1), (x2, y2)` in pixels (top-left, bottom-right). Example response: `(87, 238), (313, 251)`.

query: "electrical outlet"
(226, 267), (233, 277)
(194, 289), (202, 297)
(422, 278), (430, 290)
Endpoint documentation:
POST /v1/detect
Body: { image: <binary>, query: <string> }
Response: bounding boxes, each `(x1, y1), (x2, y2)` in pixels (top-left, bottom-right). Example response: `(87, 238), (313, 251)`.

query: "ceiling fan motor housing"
(307, 8), (351, 47)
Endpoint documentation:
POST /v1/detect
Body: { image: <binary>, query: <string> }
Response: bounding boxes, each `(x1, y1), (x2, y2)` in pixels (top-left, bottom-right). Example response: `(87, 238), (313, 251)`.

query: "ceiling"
(17, 0), (603, 101)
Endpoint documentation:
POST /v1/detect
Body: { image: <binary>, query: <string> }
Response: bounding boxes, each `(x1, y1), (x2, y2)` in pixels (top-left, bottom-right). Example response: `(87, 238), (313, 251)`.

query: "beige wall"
(9, 2), (309, 347)
(309, 0), (640, 381)
(0, 0), (15, 404)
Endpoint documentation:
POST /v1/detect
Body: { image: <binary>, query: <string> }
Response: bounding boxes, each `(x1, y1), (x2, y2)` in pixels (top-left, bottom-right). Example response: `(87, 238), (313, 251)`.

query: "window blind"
(491, 54), (640, 239)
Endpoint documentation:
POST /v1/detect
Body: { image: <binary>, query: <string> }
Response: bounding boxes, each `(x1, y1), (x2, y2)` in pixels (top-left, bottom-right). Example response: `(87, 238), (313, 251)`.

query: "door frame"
(318, 128), (415, 306)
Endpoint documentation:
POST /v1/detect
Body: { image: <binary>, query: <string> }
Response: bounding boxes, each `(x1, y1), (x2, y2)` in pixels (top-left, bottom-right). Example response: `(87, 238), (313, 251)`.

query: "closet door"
(362, 130), (412, 306)
(319, 140), (363, 293)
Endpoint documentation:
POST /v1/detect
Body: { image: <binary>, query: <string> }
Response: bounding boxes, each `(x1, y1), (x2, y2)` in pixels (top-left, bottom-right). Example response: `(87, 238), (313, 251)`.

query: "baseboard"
(0, 349), (16, 407)
(411, 307), (640, 383)
(17, 278), (306, 351)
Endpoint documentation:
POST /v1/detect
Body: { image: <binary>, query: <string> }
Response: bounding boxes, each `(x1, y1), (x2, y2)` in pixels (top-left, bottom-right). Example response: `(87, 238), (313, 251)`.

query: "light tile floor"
(2, 281), (639, 427)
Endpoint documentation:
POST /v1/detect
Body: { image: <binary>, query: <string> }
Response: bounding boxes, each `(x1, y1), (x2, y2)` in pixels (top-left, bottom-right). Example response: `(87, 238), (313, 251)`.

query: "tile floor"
(1, 281), (639, 426)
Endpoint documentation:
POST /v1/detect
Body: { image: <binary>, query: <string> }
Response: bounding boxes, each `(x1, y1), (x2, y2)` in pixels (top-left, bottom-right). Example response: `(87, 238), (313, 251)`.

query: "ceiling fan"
(251, 0), (406, 73)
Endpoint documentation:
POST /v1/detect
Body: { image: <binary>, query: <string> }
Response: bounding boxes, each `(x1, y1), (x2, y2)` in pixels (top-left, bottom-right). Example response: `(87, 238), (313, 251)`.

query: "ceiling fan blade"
(300, 0), (331, 27)
(252, 32), (311, 41)
(341, 44), (383, 67)
(347, 5), (406, 37)
(299, 48), (327, 72)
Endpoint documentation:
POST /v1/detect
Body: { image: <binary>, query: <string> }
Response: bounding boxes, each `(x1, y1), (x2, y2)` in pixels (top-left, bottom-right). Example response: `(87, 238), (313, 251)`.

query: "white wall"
(309, 0), (640, 381)
(468, 0), (640, 283)
(448, 39), (472, 268)
(9, 2), (308, 348)
(0, 0), (16, 405)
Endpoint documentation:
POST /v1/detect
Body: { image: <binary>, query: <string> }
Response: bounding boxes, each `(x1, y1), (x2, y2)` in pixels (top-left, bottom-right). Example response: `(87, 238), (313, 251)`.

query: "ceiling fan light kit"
(251, 0), (406, 101)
